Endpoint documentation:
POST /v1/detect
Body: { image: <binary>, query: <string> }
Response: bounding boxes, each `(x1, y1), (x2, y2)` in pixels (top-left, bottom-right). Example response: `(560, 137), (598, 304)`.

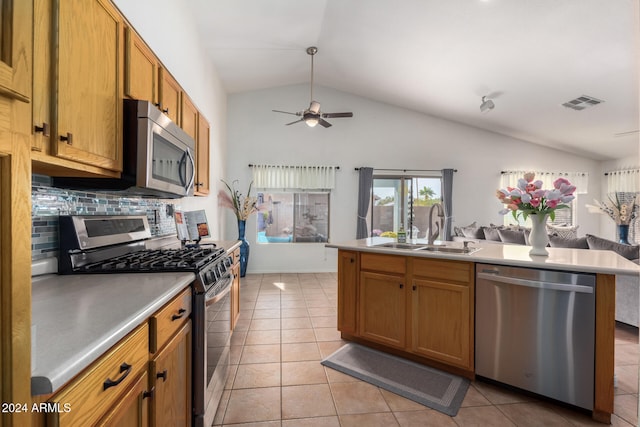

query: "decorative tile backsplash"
(31, 174), (177, 260)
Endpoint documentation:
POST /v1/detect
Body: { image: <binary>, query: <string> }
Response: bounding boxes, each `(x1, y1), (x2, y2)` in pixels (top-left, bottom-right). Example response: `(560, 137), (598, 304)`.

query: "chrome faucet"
(427, 203), (445, 245)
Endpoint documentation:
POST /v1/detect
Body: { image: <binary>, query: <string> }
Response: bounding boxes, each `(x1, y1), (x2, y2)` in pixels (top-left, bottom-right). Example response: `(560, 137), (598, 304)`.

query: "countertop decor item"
(219, 180), (262, 276)
(496, 172), (576, 256)
(586, 194), (638, 244)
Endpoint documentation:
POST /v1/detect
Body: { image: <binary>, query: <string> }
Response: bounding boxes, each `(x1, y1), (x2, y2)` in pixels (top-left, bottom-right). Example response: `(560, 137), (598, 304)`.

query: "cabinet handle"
(60, 132), (73, 145)
(34, 123), (50, 137)
(171, 308), (186, 321)
(163, 108), (169, 114)
(350, 258), (354, 263)
(399, 283), (404, 289)
(143, 387), (155, 399)
(196, 182), (204, 187)
(413, 285), (416, 291)
(157, 369), (168, 382)
(103, 362), (132, 390)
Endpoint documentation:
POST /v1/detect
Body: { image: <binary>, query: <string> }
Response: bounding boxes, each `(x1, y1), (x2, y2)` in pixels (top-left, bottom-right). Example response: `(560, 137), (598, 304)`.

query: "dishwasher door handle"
(477, 272), (594, 294)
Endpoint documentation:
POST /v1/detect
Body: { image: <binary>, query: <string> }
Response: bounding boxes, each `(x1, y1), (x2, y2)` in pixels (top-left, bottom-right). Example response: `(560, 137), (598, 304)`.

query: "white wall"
(112, 0), (228, 238)
(227, 84), (605, 273)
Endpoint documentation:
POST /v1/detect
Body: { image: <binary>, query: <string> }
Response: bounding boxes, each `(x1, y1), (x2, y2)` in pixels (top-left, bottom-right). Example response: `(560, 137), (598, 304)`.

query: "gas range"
(58, 215), (232, 293)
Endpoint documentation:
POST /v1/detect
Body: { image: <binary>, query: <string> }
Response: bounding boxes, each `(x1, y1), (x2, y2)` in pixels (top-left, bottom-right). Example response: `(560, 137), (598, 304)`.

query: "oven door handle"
(205, 274), (233, 306)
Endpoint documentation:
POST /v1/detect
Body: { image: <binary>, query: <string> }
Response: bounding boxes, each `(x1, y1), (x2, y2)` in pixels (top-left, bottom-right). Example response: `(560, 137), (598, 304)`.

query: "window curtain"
(441, 168), (454, 241)
(357, 167), (373, 239)
(251, 165), (336, 189)
(606, 168), (639, 193)
(500, 170), (589, 194)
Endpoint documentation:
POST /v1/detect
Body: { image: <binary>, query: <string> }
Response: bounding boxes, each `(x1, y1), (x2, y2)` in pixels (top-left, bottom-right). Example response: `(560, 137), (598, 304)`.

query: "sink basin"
(374, 242), (428, 250)
(419, 246), (481, 255)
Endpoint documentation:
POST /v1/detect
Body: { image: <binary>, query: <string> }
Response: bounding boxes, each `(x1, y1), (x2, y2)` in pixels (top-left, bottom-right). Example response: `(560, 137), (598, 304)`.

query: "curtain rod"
(354, 168), (456, 172)
(501, 170), (587, 176)
(604, 168), (639, 176)
(249, 164), (340, 170)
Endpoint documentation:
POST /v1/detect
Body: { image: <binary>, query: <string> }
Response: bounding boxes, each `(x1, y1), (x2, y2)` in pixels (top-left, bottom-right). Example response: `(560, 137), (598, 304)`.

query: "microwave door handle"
(185, 149), (195, 193)
(178, 153), (187, 186)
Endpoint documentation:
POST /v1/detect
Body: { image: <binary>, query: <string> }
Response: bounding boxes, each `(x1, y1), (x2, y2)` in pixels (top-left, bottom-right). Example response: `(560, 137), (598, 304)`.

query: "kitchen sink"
(419, 246), (480, 255)
(374, 242), (428, 250)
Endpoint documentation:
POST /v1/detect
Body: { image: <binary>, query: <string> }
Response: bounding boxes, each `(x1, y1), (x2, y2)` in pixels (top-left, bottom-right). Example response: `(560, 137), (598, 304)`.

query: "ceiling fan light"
(480, 96), (495, 113)
(305, 117), (319, 127)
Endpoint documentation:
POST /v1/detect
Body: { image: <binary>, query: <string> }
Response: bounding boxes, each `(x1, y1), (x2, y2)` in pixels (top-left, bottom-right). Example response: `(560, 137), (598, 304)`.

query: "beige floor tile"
(615, 364), (639, 394)
(615, 343), (639, 366)
(225, 364), (238, 389)
(212, 389), (230, 426)
(230, 330), (248, 346)
(240, 344), (281, 364)
(305, 299), (334, 308)
(473, 380), (534, 405)
(310, 315), (337, 328)
(245, 329), (282, 345)
(233, 318), (251, 331)
(314, 327), (342, 342)
(496, 402), (573, 426)
(253, 309), (281, 319)
(223, 421), (282, 427)
(255, 301), (281, 310)
(461, 384), (492, 407)
(281, 317), (313, 330)
(230, 345), (243, 365)
(282, 384), (337, 419)
(281, 308), (310, 318)
(281, 416), (340, 427)
(233, 362), (281, 389)
(317, 340), (348, 358)
(281, 300), (307, 309)
(307, 307), (337, 317)
(281, 328), (317, 344)
(281, 342), (321, 362)
(282, 361), (328, 386)
(614, 393), (639, 426)
(324, 366), (360, 383)
(329, 381), (391, 415)
(223, 387), (281, 424)
(250, 318), (282, 330)
(394, 409), (459, 426)
(454, 405), (517, 426)
(338, 412), (399, 427)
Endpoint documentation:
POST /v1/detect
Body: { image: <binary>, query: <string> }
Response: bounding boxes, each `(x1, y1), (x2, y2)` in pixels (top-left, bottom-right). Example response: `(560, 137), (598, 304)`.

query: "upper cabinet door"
(181, 94), (198, 141)
(194, 113), (210, 196)
(53, 0), (123, 172)
(0, 0), (31, 104)
(124, 27), (157, 104)
(158, 68), (181, 124)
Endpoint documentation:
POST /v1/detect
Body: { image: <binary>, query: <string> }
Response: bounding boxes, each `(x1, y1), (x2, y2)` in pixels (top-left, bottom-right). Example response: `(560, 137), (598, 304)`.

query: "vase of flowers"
(496, 172), (576, 256)
(218, 180), (262, 277)
(586, 194), (638, 245)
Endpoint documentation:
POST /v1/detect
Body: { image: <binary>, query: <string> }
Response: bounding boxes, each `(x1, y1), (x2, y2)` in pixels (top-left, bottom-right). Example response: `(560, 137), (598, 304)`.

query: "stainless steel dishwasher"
(475, 264), (596, 410)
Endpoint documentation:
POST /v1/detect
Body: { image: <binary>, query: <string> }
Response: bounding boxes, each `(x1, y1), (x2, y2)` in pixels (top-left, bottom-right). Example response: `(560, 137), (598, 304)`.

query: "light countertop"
(326, 237), (640, 276)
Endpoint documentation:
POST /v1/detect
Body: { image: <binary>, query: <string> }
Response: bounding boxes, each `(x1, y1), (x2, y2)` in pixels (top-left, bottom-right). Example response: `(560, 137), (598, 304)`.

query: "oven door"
(136, 116), (195, 197)
(193, 273), (233, 427)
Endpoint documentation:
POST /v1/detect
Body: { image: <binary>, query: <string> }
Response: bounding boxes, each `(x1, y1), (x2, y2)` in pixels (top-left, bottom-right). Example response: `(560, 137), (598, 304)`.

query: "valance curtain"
(606, 168), (640, 193)
(251, 165), (336, 190)
(500, 170), (589, 194)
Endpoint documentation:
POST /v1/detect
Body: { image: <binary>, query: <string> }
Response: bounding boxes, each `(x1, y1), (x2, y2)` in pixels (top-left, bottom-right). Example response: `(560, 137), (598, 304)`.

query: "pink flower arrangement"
(496, 172), (576, 221)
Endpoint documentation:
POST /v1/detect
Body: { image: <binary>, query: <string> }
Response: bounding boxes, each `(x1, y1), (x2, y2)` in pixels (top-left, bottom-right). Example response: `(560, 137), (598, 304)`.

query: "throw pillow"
(549, 234), (589, 249)
(461, 225), (485, 239)
(546, 223), (579, 239)
(454, 221), (477, 238)
(497, 228), (527, 245)
(585, 234), (640, 260)
(481, 226), (502, 242)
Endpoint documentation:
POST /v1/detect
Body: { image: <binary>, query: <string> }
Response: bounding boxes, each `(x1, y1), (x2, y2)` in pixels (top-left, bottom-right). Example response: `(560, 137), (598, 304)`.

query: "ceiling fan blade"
(273, 110), (300, 116)
(322, 112), (353, 118)
(285, 119), (304, 126)
(318, 119), (332, 128)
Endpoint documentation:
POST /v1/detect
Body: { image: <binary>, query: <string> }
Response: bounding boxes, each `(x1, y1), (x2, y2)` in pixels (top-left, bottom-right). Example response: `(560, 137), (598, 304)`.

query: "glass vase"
(618, 224), (630, 245)
(238, 219), (249, 277)
(528, 213), (550, 256)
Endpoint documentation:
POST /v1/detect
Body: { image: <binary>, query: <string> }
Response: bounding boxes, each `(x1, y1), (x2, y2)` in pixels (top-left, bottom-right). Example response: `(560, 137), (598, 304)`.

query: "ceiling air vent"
(562, 95), (604, 111)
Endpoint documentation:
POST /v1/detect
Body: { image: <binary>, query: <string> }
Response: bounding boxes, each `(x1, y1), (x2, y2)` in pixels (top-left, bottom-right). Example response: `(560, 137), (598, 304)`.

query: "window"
(370, 175), (443, 239)
(257, 192), (330, 243)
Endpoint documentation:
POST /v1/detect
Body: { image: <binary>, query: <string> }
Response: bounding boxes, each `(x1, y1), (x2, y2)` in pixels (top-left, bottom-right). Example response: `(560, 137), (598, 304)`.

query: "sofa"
(453, 222), (640, 327)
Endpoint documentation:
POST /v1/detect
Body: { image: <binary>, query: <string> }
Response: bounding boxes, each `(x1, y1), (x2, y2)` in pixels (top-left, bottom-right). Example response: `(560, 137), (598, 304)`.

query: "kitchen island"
(326, 237), (640, 424)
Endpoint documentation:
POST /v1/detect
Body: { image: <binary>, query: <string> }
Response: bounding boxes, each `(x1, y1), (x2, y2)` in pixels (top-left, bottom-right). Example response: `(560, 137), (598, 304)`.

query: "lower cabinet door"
(358, 271), (406, 349)
(150, 321), (192, 427)
(97, 371), (150, 427)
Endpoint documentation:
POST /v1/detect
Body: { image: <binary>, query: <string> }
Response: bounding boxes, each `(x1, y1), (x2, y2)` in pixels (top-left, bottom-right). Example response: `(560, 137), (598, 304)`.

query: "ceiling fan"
(273, 46), (353, 128)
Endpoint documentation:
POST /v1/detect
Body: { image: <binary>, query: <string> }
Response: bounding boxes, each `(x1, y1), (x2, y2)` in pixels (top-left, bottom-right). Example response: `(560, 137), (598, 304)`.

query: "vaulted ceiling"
(188, 0), (639, 161)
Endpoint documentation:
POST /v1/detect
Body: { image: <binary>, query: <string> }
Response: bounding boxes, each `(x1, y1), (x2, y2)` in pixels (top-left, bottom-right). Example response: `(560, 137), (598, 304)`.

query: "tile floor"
(213, 273), (639, 426)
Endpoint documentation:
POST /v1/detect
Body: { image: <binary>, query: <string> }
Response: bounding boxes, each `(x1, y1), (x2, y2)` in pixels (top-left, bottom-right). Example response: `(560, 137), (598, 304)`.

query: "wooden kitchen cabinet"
(150, 321), (192, 427)
(46, 323), (150, 426)
(52, 0), (123, 173)
(358, 253), (407, 349)
(194, 113), (211, 196)
(124, 27), (158, 104)
(409, 258), (474, 370)
(97, 371), (150, 427)
(337, 250), (358, 334)
(230, 247), (241, 330)
(181, 94), (198, 141)
(158, 68), (181, 124)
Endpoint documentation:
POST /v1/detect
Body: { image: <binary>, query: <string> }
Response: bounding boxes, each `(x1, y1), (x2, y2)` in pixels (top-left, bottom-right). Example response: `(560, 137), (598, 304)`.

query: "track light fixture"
(480, 96), (495, 113)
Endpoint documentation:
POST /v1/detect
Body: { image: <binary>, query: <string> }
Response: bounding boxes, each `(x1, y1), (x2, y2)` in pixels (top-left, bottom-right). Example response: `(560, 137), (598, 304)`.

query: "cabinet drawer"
(231, 247), (240, 265)
(411, 258), (473, 284)
(150, 287), (192, 353)
(47, 323), (149, 427)
(361, 253), (406, 274)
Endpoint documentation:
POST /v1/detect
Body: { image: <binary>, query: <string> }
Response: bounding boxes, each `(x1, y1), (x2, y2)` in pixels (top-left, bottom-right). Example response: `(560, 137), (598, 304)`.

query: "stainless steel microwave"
(52, 99), (196, 198)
